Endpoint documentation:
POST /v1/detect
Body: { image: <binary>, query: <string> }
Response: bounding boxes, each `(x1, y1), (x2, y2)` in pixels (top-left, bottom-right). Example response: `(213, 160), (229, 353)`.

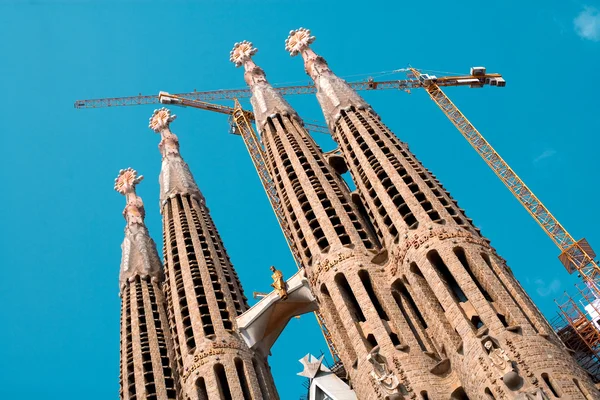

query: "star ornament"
(114, 168), (144, 194)
(230, 40), (258, 67)
(149, 107), (177, 132)
(285, 27), (315, 56)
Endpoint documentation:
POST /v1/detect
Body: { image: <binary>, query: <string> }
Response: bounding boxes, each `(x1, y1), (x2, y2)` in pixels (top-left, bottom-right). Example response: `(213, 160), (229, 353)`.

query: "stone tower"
(230, 41), (458, 399)
(149, 108), (278, 400)
(115, 168), (180, 400)
(284, 28), (599, 399)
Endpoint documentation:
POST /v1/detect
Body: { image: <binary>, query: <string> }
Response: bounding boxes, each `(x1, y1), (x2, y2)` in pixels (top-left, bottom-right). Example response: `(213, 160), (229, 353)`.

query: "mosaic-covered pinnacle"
(285, 27), (315, 56)
(230, 40), (258, 67)
(114, 168), (144, 195)
(149, 107), (177, 132)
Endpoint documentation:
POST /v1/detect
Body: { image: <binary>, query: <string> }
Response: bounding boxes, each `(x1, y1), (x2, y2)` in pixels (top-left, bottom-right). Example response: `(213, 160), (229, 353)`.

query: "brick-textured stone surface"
(290, 33), (600, 399)
(152, 114), (278, 400)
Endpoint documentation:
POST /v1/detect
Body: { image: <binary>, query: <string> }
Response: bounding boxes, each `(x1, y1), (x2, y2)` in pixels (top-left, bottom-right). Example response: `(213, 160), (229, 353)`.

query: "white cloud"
(574, 7), (600, 41)
(535, 278), (562, 297)
(533, 149), (557, 164)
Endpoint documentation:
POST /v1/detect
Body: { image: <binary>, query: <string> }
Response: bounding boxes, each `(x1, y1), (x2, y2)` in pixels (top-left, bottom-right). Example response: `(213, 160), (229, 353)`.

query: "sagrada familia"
(112, 28), (600, 399)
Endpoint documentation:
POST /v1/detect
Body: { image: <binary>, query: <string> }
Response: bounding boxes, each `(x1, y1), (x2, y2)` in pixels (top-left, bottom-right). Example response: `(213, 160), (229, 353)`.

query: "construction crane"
(407, 67), (600, 380)
(74, 70), (507, 366)
(78, 68), (600, 371)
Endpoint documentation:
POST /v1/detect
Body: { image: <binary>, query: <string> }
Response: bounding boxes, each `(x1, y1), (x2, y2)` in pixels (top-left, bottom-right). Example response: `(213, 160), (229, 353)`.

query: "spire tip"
(230, 40), (258, 67)
(285, 28), (315, 57)
(114, 168), (143, 195)
(149, 107), (176, 132)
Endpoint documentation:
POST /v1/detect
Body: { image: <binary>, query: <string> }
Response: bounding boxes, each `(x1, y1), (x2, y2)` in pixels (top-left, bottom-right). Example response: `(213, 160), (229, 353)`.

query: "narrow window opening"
(450, 387), (470, 400)
(366, 334), (378, 351)
(497, 313), (509, 328)
(392, 279), (428, 352)
(542, 373), (561, 397)
(320, 284), (357, 361)
(389, 332), (401, 346)
(235, 358), (252, 400)
(428, 250), (468, 303)
(484, 388), (496, 399)
(253, 358), (269, 400)
(454, 248), (493, 301)
(335, 273), (366, 322)
(358, 270), (389, 320)
(196, 377), (209, 400)
(573, 378), (591, 400)
(471, 315), (484, 329)
(421, 391), (429, 400)
(215, 363), (232, 400)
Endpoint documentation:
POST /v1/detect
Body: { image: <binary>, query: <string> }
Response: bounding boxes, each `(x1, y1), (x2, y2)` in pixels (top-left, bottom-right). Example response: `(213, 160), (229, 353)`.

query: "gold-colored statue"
(270, 266), (288, 300)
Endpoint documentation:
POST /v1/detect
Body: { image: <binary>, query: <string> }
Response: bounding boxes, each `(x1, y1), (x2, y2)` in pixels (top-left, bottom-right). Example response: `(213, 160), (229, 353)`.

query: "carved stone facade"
(115, 168), (180, 400)
(283, 27), (600, 399)
(148, 109), (278, 400)
(232, 42), (454, 399)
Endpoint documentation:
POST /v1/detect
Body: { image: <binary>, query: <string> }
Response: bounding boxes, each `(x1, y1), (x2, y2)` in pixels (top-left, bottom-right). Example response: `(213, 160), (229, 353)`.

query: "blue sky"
(0, 1), (599, 399)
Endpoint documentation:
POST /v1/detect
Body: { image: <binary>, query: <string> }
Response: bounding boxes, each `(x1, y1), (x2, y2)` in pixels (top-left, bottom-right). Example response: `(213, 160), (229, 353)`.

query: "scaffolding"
(553, 283), (600, 382)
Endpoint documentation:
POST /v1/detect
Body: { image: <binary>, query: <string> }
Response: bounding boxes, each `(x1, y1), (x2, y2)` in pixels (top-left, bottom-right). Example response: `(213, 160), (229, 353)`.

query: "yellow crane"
(77, 67), (600, 369)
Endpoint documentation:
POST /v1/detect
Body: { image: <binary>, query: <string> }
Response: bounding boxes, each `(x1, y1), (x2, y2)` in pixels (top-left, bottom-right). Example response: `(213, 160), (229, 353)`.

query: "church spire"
(285, 28), (373, 130)
(149, 108), (203, 208)
(115, 168), (180, 400)
(230, 41), (299, 130)
(115, 168), (162, 291)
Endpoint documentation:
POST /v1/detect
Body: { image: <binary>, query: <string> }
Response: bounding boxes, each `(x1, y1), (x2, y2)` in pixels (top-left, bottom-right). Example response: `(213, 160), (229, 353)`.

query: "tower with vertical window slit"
(280, 28), (599, 399)
(231, 40), (463, 399)
(115, 168), (179, 400)
(149, 108), (279, 400)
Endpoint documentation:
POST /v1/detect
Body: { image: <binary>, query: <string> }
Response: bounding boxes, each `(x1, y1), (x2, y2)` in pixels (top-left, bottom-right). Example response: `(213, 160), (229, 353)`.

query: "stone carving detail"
(229, 40), (258, 67)
(389, 227), (499, 275)
(310, 252), (354, 285)
(515, 388), (550, 400)
(484, 339), (521, 390)
(270, 266), (288, 300)
(285, 27), (316, 56)
(505, 339), (538, 387)
(392, 357), (417, 399)
(367, 346), (402, 397)
(114, 168), (145, 227)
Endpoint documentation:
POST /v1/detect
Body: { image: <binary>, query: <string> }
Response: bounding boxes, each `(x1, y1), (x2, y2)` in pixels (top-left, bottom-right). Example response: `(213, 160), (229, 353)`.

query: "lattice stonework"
(149, 108), (279, 399)
(287, 27), (600, 399)
(115, 168), (179, 400)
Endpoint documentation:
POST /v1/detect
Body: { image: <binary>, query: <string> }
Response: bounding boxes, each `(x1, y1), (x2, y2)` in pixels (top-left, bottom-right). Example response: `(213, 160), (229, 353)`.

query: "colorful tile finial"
(230, 40), (258, 67)
(114, 168), (144, 195)
(149, 107), (177, 132)
(285, 27), (315, 56)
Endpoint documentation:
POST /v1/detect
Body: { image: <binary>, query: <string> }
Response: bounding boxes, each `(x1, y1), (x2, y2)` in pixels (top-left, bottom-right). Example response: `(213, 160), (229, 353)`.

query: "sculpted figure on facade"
(367, 346), (402, 397)
(270, 266), (288, 300)
(484, 339), (522, 391)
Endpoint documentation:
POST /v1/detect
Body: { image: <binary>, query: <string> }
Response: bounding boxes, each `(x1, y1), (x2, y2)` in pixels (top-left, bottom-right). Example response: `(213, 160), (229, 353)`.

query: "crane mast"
(77, 67), (600, 373)
(409, 67), (600, 294)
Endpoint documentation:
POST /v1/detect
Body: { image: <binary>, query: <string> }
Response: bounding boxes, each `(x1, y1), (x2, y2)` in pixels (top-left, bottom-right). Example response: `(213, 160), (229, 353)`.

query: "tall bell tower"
(149, 108), (279, 400)
(115, 168), (180, 400)
(285, 27), (599, 399)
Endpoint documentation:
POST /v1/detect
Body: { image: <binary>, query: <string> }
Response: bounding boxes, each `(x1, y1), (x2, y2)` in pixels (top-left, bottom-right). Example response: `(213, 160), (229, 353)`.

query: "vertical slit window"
(392, 279), (429, 352)
(484, 388), (496, 399)
(196, 377), (209, 400)
(320, 284), (357, 362)
(253, 358), (269, 400)
(358, 270), (388, 320)
(335, 273), (366, 322)
(235, 358), (252, 400)
(542, 373), (561, 398)
(215, 363), (232, 400)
